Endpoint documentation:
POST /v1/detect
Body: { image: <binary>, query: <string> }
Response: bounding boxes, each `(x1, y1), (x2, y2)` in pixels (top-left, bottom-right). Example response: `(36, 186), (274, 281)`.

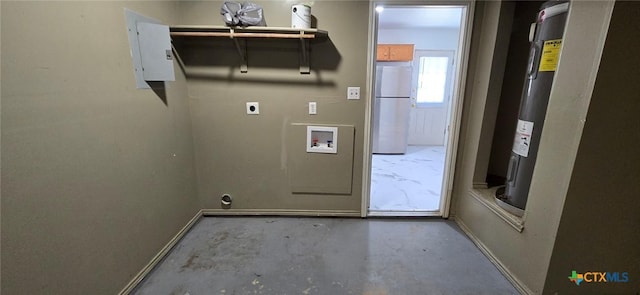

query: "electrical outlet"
(347, 87), (360, 100)
(309, 102), (317, 115)
(246, 102), (259, 114)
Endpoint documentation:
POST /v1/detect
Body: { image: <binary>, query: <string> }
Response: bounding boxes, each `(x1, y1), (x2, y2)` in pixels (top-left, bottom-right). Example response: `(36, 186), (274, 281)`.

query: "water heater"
(496, 1), (569, 216)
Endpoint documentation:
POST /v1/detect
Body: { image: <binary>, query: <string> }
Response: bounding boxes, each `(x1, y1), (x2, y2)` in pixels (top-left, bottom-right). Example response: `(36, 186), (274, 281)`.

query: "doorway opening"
(368, 5), (470, 217)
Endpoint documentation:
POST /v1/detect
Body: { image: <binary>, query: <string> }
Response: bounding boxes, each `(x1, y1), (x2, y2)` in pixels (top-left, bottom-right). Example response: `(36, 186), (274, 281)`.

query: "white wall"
(378, 27), (460, 51)
(377, 27), (460, 147)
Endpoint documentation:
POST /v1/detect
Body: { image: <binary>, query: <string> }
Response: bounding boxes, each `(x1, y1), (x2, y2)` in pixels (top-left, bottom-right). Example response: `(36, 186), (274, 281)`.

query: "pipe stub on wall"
(221, 194), (232, 207)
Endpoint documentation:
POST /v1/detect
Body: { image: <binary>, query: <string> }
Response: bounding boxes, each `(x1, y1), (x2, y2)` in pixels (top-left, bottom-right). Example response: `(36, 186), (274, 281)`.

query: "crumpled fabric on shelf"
(220, 1), (267, 27)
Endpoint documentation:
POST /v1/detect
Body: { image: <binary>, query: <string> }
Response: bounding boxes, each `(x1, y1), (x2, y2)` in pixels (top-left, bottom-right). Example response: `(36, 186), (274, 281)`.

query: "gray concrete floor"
(133, 217), (518, 295)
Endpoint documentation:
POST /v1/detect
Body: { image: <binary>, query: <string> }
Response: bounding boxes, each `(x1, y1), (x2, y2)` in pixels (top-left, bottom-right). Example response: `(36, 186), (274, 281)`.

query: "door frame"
(361, 0), (476, 218)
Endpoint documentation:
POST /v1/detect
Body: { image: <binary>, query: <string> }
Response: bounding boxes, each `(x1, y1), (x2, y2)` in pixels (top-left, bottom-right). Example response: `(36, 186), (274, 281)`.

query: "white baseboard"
(118, 210), (203, 295)
(454, 217), (532, 295)
(367, 210), (441, 217)
(202, 209), (361, 217)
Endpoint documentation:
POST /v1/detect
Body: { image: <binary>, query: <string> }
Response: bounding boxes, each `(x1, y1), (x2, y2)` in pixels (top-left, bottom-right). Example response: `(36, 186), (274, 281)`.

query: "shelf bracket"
(230, 28), (248, 73)
(299, 30), (310, 74)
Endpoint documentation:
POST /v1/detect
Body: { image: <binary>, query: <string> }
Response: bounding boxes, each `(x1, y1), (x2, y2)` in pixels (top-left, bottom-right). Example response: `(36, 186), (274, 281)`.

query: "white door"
(408, 50), (455, 146)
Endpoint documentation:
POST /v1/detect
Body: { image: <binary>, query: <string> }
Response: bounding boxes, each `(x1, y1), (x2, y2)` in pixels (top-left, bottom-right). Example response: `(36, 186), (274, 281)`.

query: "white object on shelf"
(306, 126), (338, 154)
(125, 9), (175, 89)
(291, 4), (311, 29)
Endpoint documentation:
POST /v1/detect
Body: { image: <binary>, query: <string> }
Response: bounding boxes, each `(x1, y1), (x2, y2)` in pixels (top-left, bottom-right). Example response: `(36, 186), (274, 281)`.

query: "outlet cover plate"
(246, 102), (260, 114)
(347, 87), (360, 100)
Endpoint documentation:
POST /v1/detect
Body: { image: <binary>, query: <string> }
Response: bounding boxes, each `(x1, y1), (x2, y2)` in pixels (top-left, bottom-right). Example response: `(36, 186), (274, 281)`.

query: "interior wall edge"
(455, 217), (533, 295)
(118, 210), (204, 295)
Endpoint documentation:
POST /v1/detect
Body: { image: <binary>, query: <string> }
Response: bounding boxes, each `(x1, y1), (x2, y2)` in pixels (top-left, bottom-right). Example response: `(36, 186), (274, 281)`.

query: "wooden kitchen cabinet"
(376, 44), (414, 61)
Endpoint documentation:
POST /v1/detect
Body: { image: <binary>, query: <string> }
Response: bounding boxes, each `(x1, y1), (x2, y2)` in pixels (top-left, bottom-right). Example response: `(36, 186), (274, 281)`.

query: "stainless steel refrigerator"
(372, 66), (412, 154)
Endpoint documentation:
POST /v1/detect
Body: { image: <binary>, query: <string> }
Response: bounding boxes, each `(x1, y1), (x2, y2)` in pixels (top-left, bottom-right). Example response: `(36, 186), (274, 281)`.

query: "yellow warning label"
(539, 39), (562, 72)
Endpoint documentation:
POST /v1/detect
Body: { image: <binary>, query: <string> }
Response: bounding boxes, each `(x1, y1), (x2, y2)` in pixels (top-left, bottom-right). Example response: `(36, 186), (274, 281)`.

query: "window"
(416, 56), (449, 104)
(412, 50), (454, 107)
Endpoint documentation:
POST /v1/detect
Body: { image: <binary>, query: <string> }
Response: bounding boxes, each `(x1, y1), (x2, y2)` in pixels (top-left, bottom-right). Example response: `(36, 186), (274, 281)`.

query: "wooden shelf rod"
(170, 32), (316, 39)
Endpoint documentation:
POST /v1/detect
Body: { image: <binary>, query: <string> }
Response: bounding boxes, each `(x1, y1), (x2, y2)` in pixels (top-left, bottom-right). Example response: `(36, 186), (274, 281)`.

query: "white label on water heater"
(513, 119), (534, 157)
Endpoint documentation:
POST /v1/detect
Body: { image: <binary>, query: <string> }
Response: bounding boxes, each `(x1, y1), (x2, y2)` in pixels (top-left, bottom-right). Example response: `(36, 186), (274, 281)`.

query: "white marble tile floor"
(370, 145), (446, 212)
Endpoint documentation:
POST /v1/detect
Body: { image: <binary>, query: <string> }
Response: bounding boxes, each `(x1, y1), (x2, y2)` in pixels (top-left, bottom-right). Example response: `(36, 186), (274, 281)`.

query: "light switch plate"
(246, 102), (259, 114)
(347, 87), (360, 100)
(309, 102), (317, 115)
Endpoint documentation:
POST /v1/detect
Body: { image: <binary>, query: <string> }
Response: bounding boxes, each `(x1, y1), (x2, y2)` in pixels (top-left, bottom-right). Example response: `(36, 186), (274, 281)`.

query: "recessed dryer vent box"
(306, 126), (338, 154)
